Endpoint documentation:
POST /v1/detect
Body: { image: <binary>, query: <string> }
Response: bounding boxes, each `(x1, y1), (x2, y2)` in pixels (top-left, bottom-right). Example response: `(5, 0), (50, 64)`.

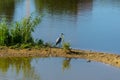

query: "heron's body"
(55, 33), (64, 46)
(56, 37), (62, 45)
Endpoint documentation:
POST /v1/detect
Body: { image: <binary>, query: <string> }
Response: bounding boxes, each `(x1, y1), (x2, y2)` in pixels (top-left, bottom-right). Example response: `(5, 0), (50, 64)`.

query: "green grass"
(62, 42), (71, 50)
(62, 42), (71, 53)
(0, 15), (42, 46)
(0, 18), (10, 46)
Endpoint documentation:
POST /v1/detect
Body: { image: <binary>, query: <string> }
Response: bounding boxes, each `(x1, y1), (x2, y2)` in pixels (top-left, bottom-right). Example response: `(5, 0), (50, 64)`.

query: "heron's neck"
(61, 35), (64, 42)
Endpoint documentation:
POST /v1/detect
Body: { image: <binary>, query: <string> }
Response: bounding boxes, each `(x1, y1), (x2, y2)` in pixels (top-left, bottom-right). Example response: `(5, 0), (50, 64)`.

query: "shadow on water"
(0, 0), (93, 22)
(0, 0), (15, 21)
(0, 57), (40, 80)
(34, 0), (93, 15)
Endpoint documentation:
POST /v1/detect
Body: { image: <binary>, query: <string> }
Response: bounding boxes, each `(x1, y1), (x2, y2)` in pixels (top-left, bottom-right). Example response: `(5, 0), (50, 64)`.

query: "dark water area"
(0, 0), (120, 54)
(0, 57), (120, 80)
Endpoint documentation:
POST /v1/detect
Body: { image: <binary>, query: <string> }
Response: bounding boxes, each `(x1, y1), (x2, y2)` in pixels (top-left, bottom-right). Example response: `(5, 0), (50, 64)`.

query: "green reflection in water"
(62, 58), (71, 71)
(0, 0), (15, 21)
(0, 0), (93, 22)
(35, 0), (93, 15)
(0, 57), (40, 80)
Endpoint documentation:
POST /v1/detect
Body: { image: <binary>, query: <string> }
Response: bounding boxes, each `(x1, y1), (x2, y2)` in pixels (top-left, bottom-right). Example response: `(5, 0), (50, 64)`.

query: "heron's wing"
(56, 37), (62, 45)
(56, 37), (60, 42)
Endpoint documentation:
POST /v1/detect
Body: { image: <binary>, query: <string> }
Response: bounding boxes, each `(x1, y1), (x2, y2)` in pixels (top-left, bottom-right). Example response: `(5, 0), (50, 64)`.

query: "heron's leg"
(60, 43), (62, 48)
(59, 43), (61, 48)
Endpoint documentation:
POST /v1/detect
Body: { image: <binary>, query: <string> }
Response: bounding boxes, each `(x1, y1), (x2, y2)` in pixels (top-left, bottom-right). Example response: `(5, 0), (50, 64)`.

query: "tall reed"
(0, 18), (10, 46)
(11, 15), (42, 44)
(0, 15), (42, 46)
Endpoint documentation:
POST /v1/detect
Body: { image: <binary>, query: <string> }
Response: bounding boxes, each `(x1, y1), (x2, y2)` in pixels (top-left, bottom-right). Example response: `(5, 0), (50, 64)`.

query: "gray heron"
(55, 33), (64, 47)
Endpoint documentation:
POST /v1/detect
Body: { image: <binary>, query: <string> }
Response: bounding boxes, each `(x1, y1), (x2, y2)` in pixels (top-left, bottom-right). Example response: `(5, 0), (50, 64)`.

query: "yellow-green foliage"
(0, 15), (42, 46)
(11, 15), (42, 44)
(62, 42), (71, 50)
(0, 18), (10, 46)
(62, 58), (71, 71)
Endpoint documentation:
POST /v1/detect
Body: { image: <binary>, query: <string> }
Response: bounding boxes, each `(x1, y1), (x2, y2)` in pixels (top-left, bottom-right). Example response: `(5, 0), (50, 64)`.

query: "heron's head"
(60, 33), (64, 39)
(61, 33), (64, 36)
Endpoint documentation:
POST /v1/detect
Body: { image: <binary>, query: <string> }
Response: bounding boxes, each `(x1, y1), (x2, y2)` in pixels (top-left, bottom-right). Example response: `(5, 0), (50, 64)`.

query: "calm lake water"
(0, 0), (120, 80)
(0, 0), (120, 53)
(0, 57), (120, 80)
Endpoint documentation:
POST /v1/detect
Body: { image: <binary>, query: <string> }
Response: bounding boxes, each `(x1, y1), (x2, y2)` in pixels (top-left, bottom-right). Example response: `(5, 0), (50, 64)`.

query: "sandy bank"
(0, 47), (120, 68)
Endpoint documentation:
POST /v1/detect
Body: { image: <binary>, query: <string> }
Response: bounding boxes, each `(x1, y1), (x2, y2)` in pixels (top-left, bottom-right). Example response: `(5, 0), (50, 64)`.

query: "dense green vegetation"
(0, 15), (71, 49)
(0, 15), (43, 48)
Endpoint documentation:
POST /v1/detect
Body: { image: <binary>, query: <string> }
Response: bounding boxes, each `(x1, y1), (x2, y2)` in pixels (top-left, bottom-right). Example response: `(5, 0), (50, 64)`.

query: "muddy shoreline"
(0, 47), (120, 68)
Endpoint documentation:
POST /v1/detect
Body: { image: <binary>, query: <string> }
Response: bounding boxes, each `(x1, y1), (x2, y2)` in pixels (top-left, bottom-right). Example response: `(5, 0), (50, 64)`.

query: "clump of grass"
(0, 15), (42, 46)
(33, 39), (44, 49)
(62, 42), (71, 50)
(0, 18), (10, 46)
(20, 43), (33, 49)
(62, 42), (71, 53)
(11, 15), (42, 45)
(44, 42), (53, 48)
(9, 44), (20, 49)
(35, 39), (44, 47)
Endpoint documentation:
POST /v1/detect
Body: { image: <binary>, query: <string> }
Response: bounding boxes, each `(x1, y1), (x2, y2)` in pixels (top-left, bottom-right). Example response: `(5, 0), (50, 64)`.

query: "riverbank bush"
(0, 15), (42, 46)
